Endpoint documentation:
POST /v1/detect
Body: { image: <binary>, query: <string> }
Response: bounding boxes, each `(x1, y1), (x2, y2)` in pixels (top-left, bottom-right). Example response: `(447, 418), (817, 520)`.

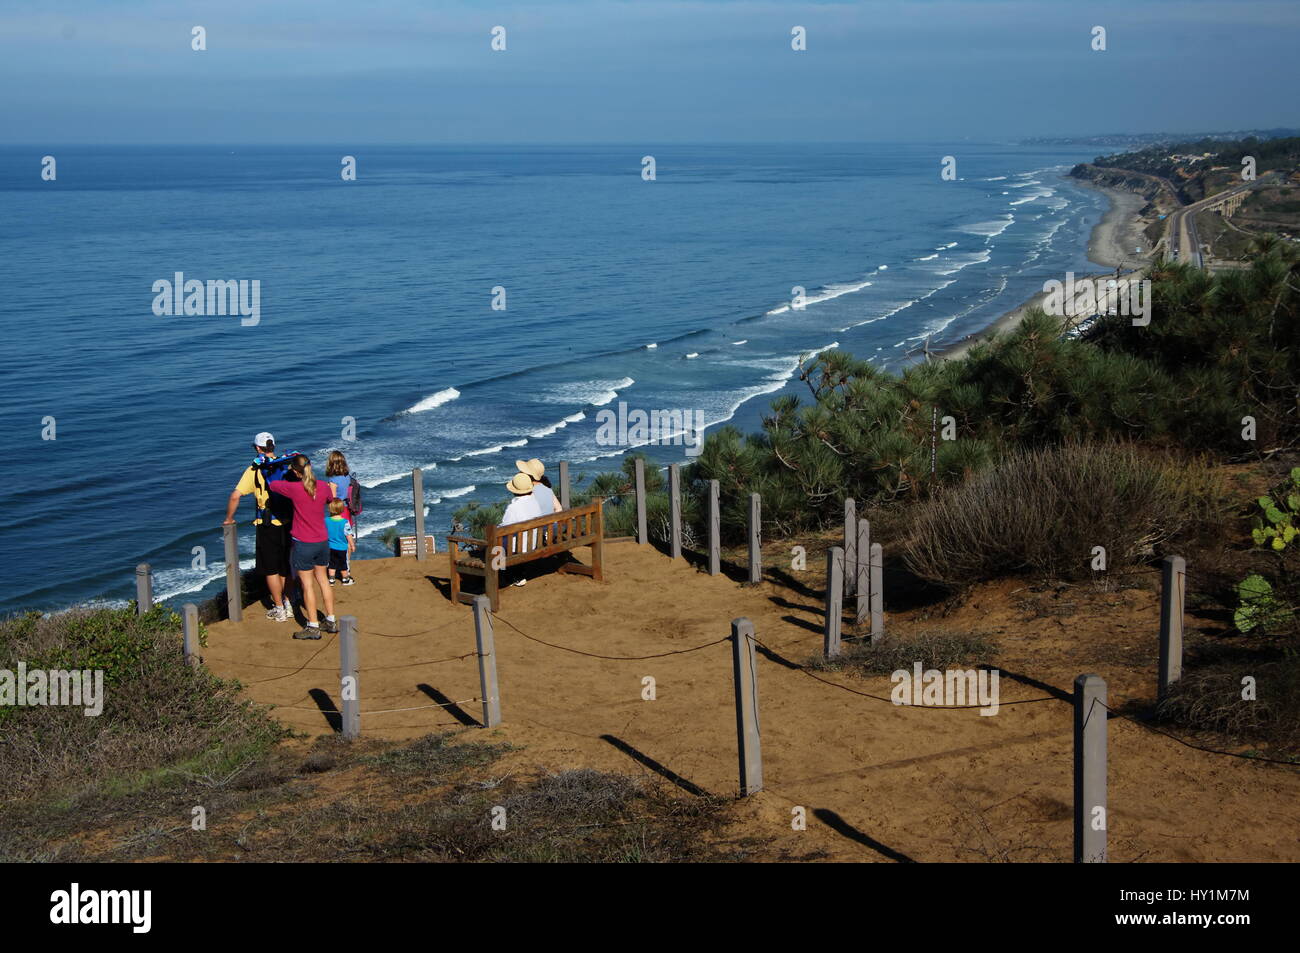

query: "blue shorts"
(291, 539), (330, 571)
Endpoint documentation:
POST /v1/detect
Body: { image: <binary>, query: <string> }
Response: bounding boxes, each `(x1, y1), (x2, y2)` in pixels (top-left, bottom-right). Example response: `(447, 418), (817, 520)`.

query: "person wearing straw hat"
(516, 458), (563, 516)
(501, 471), (542, 586)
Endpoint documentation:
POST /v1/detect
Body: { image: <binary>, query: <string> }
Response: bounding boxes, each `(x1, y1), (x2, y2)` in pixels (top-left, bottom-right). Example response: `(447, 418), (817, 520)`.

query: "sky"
(1, 0), (1296, 144)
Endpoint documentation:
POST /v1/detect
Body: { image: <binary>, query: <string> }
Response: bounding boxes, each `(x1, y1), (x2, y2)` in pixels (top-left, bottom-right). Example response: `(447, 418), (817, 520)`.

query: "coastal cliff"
(1070, 162), (1169, 203)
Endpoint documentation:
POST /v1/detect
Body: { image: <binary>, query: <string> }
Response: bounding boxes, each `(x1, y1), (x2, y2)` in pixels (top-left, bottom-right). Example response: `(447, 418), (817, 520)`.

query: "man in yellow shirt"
(224, 432), (297, 621)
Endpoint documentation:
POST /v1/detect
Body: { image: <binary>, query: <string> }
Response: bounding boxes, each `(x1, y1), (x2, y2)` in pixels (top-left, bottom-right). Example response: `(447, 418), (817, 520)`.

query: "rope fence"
(491, 611), (729, 660)
(202, 650), (478, 672)
(145, 489), (1292, 864)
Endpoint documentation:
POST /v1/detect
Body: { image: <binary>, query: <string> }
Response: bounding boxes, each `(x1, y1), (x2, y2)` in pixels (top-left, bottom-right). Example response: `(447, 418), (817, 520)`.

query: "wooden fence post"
(855, 519), (871, 625)
(559, 460), (571, 510)
(708, 479), (721, 576)
(824, 547), (844, 658)
(731, 617), (763, 796)
(135, 563), (153, 615)
(473, 595), (502, 728)
(748, 493), (761, 584)
(182, 603), (198, 667)
(412, 468), (426, 561)
(634, 457), (648, 545)
(669, 463), (682, 560)
(1073, 673), (1108, 863)
(1158, 555), (1186, 699)
(869, 542), (883, 643)
(222, 522), (242, 622)
(843, 499), (857, 597)
(340, 616), (360, 740)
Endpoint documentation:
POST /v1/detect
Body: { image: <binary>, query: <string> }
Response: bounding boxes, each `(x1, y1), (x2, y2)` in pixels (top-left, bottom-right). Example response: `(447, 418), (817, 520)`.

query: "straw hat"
(505, 472), (535, 495)
(516, 458), (545, 481)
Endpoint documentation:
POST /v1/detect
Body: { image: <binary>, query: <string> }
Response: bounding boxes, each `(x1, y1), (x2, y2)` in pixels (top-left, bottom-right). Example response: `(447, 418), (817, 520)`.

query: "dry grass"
(808, 628), (999, 675)
(1, 728), (737, 863)
(0, 607), (285, 805)
(1156, 650), (1300, 754)
(902, 442), (1230, 588)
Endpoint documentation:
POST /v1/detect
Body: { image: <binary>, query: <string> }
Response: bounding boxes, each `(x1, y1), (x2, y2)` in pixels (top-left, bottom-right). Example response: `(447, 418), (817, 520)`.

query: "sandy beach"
(938, 179), (1152, 361)
(1086, 183), (1153, 269)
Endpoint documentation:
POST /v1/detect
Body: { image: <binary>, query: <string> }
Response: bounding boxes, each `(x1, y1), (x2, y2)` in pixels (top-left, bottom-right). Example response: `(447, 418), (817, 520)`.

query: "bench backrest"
(485, 497), (604, 565)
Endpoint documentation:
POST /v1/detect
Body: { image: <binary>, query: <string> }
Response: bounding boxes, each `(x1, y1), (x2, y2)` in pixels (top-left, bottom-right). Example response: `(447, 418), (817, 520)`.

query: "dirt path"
(204, 543), (1300, 862)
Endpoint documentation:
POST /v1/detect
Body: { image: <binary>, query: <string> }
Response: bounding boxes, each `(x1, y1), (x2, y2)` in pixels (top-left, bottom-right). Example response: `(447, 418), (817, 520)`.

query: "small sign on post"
(669, 463), (682, 560)
(412, 469), (426, 561)
(824, 547), (844, 659)
(135, 563), (153, 616)
(708, 479), (721, 576)
(1073, 673), (1108, 863)
(396, 535), (437, 557)
(730, 617), (763, 796)
(340, 616), (360, 740)
(182, 603), (198, 667)
(634, 457), (648, 545)
(222, 523), (242, 622)
(1158, 555), (1186, 699)
(473, 595), (502, 728)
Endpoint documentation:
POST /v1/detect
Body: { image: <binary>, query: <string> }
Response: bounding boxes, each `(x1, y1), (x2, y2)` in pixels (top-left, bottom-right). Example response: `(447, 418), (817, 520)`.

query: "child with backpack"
(325, 451), (362, 527)
(326, 499), (355, 586)
(324, 450), (362, 582)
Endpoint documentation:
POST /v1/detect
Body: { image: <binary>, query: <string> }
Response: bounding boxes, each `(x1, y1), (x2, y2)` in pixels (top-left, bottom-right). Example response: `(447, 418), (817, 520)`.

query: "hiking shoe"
(328, 578), (335, 586)
(267, 605), (290, 623)
(320, 618), (339, 634)
(293, 626), (322, 641)
(340, 577), (355, 586)
(511, 578), (527, 587)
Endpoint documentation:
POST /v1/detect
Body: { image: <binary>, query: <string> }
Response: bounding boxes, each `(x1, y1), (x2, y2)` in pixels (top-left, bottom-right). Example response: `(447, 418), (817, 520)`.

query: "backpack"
(252, 451), (302, 522)
(346, 475), (364, 516)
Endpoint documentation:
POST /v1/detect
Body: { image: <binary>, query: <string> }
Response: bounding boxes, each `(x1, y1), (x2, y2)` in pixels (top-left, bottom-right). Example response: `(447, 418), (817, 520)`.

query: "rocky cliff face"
(1069, 163), (1167, 201)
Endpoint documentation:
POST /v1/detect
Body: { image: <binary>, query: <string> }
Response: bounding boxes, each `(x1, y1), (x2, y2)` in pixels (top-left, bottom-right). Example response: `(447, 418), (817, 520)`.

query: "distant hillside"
(1066, 135), (1300, 253)
(1077, 135), (1300, 204)
(1022, 129), (1300, 149)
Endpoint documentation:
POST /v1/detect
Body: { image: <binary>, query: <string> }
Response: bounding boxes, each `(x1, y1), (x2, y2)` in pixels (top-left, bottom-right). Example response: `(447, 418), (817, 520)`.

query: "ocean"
(0, 142), (1108, 615)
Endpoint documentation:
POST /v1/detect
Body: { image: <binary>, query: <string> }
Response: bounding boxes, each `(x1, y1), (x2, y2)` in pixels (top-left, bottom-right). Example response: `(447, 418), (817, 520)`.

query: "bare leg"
(315, 566), (335, 617)
(302, 571), (318, 624)
(265, 573), (284, 607)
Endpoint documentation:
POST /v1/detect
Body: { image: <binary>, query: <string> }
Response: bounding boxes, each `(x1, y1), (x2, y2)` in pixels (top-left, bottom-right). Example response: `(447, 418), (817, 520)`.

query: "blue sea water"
(0, 143), (1109, 615)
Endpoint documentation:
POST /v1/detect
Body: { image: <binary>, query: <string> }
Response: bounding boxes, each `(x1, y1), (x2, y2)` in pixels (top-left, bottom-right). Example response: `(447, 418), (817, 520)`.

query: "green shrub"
(1235, 467), (1300, 634)
(0, 607), (285, 803)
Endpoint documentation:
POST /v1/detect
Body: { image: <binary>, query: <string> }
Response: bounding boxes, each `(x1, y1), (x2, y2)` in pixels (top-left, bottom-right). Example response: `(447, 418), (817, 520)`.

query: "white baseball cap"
(253, 431), (276, 449)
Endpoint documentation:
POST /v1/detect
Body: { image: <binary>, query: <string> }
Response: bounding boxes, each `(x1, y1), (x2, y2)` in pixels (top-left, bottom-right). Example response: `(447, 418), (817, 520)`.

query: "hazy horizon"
(2, 0), (1296, 145)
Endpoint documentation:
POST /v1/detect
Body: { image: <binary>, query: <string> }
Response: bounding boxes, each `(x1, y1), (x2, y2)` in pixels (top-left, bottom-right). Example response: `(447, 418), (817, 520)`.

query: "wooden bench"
(447, 497), (605, 611)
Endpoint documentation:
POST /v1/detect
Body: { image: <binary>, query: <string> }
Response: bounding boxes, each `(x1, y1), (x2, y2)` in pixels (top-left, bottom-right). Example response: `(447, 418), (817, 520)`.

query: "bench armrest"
(447, 534), (487, 547)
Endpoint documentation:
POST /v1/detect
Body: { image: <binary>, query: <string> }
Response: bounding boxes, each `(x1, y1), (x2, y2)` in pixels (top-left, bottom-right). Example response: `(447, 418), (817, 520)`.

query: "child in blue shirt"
(326, 499), (355, 586)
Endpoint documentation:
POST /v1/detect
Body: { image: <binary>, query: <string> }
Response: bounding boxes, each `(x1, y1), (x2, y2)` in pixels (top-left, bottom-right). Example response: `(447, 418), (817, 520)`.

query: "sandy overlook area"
(203, 540), (1300, 863)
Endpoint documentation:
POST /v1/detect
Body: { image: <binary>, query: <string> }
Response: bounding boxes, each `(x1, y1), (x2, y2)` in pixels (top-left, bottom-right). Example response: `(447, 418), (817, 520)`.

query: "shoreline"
(937, 178), (1152, 361)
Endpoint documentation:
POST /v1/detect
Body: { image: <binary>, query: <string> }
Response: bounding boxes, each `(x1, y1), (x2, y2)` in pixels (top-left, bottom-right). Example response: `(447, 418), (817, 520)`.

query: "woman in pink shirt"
(270, 455), (338, 640)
